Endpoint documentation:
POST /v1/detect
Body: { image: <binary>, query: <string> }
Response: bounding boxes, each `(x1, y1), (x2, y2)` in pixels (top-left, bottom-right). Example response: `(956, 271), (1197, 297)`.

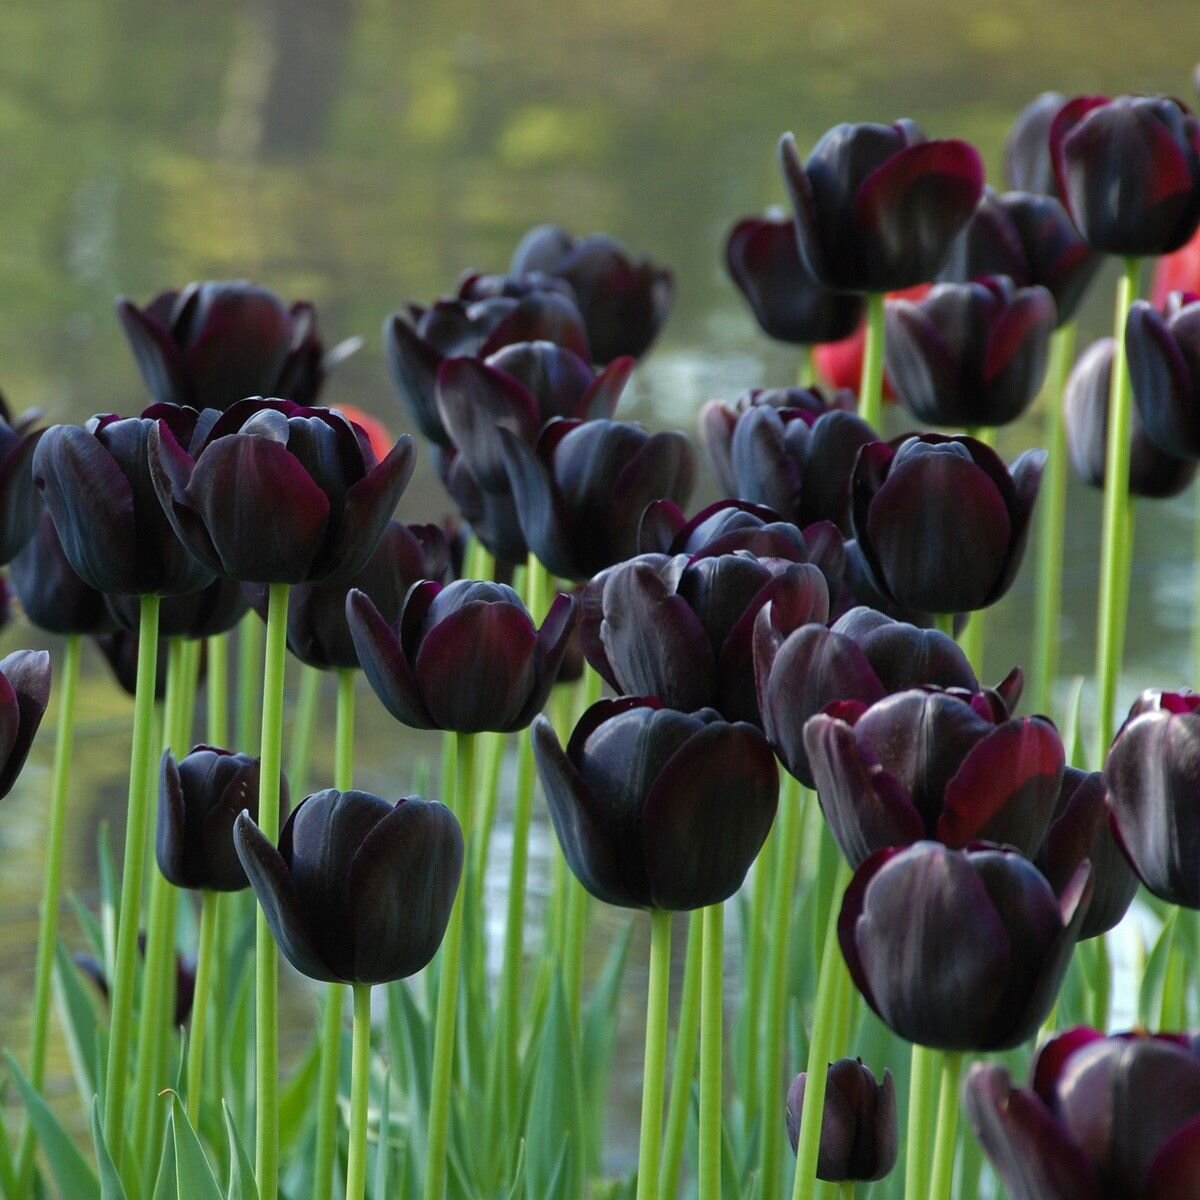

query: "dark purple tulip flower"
(852, 434), (1046, 615)
(967, 1029), (1200, 1198)
(77, 940), (196, 1028)
(157, 746), (269, 891)
(0, 650), (51, 800)
(940, 189), (1103, 325)
(1065, 338), (1197, 498)
(497, 417), (696, 581)
(1126, 292), (1200, 457)
(234, 789), (463, 985)
(725, 212), (865, 344)
(1104, 689), (1200, 908)
(116, 282), (358, 412)
(510, 225), (674, 363)
(580, 552), (829, 724)
(1051, 95), (1200, 256)
(532, 696), (778, 910)
(700, 389), (876, 534)
(1004, 92), (1069, 196)
(886, 276), (1057, 428)
(1035, 767), (1138, 940)
(346, 578), (578, 733)
(0, 395), (43, 565)
(802, 683), (1059, 865)
(778, 122), (985, 293)
(753, 603), (1012, 787)
(640, 497), (830, 562)
(245, 521), (453, 672)
(33, 407), (218, 597)
(433, 446), (529, 568)
(839, 841), (1092, 1051)
(148, 398), (416, 585)
(105, 577), (249, 640)
(385, 272), (589, 447)
(786, 1059), (898, 1183)
(11, 510), (112, 635)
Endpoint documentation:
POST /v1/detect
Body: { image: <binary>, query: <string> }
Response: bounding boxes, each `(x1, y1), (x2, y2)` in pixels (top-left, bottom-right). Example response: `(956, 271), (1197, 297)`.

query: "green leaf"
(90, 1097), (128, 1200)
(372, 1068), (392, 1200)
(54, 940), (103, 1106)
(68, 890), (106, 957)
(5, 1051), (99, 1200)
(150, 1119), (177, 1200)
(223, 1102), (258, 1200)
(97, 821), (118, 977)
(278, 1023), (323, 1158)
(168, 1094), (223, 1200)
(1062, 676), (1087, 770)
(502, 1141), (526, 1200)
(1140, 910), (1176, 1027)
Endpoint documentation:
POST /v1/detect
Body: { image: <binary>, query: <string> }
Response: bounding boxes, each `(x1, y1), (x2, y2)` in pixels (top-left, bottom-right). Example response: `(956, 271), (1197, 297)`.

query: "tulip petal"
(515, 591), (581, 728)
(607, 432), (698, 569)
(115, 298), (189, 407)
(1146, 1114), (1200, 1200)
(778, 132), (830, 285)
(156, 751), (191, 888)
(497, 425), (579, 579)
(0, 649), (51, 798)
(346, 589), (435, 729)
(384, 314), (451, 446)
(581, 356), (635, 420)
(1127, 300), (1200, 455)
(730, 405), (800, 517)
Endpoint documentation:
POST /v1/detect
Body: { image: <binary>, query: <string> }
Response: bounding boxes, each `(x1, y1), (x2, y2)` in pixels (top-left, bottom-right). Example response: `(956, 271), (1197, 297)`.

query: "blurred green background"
(0, 0), (1198, 1166)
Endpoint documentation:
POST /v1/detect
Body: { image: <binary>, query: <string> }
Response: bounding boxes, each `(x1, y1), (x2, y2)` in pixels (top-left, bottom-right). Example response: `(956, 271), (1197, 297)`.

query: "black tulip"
(93, 629), (176, 702)
(0, 395), (43, 565)
(11, 510), (112, 635)
(1004, 92), (1069, 196)
(1126, 292), (1200, 458)
(0, 650), (51, 800)
(234, 789), (463, 985)
(105, 577), (249, 640)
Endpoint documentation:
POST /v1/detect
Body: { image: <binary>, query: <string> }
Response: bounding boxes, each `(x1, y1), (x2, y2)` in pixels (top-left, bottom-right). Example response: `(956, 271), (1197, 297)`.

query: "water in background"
(1, 0), (1198, 1166)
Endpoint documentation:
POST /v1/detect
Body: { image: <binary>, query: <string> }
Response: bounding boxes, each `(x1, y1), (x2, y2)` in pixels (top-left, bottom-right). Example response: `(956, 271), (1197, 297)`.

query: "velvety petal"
(605, 431), (697, 573)
(345, 589), (435, 729)
(580, 356), (635, 420)
(798, 411), (878, 531)
(1127, 299), (1200, 456)
(156, 752), (191, 888)
(11, 510), (110, 635)
(778, 132), (832, 286)
(1146, 1115), (1200, 1200)
(1005, 92), (1068, 195)
(115, 298), (190, 407)
(848, 613), (976, 694)
(729, 405), (800, 517)
(514, 591), (580, 728)
(498, 426), (579, 579)
(477, 291), (592, 361)
(383, 314), (451, 446)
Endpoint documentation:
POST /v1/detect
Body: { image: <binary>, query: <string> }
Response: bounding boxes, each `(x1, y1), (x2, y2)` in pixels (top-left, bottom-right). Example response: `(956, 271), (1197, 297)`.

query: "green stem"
(858, 292), (886, 430)
(636, 910), (672, 1200)
(335, 668), (355, 791)
(345, 984), (373, 1200)
(1093, 933), (1112, 1031)
(255, 583), (290, 1200)
(288, 664), (323, 799)
(760, 779), (805, 1200)
(237, 611), (264, 754)
(185, 890), (220, 1124)
(698, 903), (724, 1200)
(16, 634), (81, 1192)
(659, 909), (703, 1200)
(790, 858), (854, 1200)
(470, 730), (505, 883)
(796, 343), (814, 389)
(742, 824), (772, 1128)
(206, 631), (230, 747)
(423, 732), (476, 1200)
(840, 1185), (855, 1200)
(904, 1045), (939, 1200)
(933, 612), (956, 638)
(102, 594), (161, 1172)
(1094, 257), (1142, 759)
(1031, 323), (1077, 715)
(928, 1052), (964, 1200)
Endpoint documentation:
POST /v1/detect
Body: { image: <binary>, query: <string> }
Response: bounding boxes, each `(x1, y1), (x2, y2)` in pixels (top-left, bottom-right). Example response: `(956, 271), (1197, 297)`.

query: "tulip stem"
(928, 1052), (964, 1200)
(335, 668), (355, 791)
(288, 664), (323, 799)
(206, 631), (229, 746)
(858, 292), (886, 429)
(102, 593), (160, 1174)
(238, 611), (264, 754)
(423, 732), (476, 1200)
(659, 908), (703, 1199)
(16, 633), (81, 1195)
(797, 344), (814, 388)
(698, 903), (724, 1200)
(1031, 323), (1077, 716)
(470, 730), (505, 883)
(186, 890), (220, 1124)
(790, 857), (854, 1200)
(933, 612), (955, 638)
(255, 582), (290, 1200)
(1094, 256), (1142, 759)
(760, 778), (806, 1200)
(343, 983), (372, 1200)
(636, 910), (672, 1200)
(904, 1045), (938, 1200)
(742, 825), (772, 1129)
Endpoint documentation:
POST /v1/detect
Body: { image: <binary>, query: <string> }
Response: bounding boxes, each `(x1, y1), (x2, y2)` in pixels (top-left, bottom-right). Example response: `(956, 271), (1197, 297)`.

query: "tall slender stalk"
(1094, 257), (1143, 758)
(255, 583), (291, 1200)
(659, 909), (703, 1199)
(103, 593), (160, 1172)
(237, 612), (264, 754)
(698, 903), (724, 1200)
(796, 344), (813, 388)
(185, 890), (220, 1124)
(345, 983), (373, 1200)
(288, 664), (323, 799)
(904, 1045), (939, 1200)
(16, 633), (82, 1194)
(636, 910), (672, 1200)
(313, 668), (356, 1200)
(858, 292), (886, 429)
(423, 733), (476, 1200)
(206, 631), (229, 747)
(928, 1052), (964, 1200)
(741, 827), (772, 1131)
(1031, 323), (1078, 715)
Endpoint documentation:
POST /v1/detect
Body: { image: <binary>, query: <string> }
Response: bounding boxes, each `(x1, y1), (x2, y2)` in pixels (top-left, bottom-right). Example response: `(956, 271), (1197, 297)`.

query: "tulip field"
(5, 11), (1200, 1200)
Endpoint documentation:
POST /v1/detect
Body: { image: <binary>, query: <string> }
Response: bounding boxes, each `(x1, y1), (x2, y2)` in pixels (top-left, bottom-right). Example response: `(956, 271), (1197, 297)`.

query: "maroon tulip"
(1051, 95), (1200, 256)
(1005, 92), (1069, 197)
(851, 434), (1045, 615)
(966, 1029), (1200, 1198)
(347, 579), (578, 733)
(725, 212), (865, 344)
(510, 225), (674, 363)
(11, 510), (112, 636)
(433, 445), (529, 568)
(840, 841), (1091, 1051)
(1126, 292), (1200, 458)
(148, 398), (416, 585)
(105, 577), (249, 640)
(778, 121), (984, 293)
(885, 276), (1057, 428)
(700, 389), (875, 534)
(0, 394), (43, 565)
(0, 650), (51, 800)
(1065, 338), (1197, 499)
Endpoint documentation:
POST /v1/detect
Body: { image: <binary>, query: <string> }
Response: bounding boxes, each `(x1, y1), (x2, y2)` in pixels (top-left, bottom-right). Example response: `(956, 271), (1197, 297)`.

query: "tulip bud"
(234, 789), (463, 984)
(157, 747), (273, 892)
(786, 1059), (898, 1183)
(0, 650), (51, 800)
(533, 697), (778, 911)
(1126, 293), (1200, 458)
(77, 939), (197, 1028)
